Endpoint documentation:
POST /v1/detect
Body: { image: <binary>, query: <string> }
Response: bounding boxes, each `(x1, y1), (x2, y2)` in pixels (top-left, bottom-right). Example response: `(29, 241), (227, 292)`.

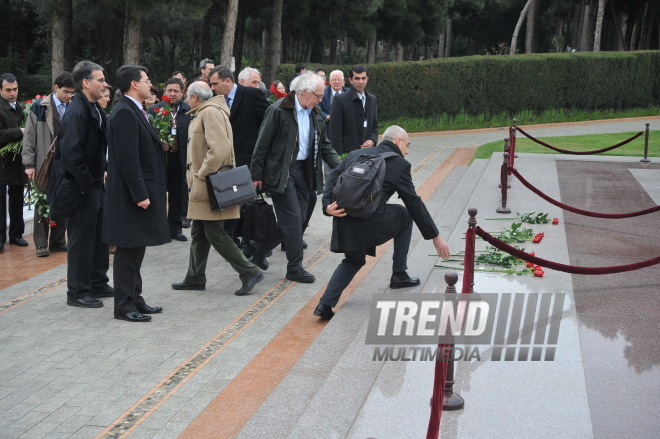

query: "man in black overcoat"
(148, 77), (191, 240)
(104, 65), (170, 322)
(48, 61), (113, 307)
(328, 65), (378, 155)
(314, 126), (451, 320)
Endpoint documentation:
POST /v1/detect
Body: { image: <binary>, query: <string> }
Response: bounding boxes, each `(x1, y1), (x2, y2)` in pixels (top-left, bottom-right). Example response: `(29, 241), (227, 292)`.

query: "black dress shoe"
(171, 281), (206, 290)
(302, 239), (308, 249)
(235, 272), (264, 296)
(390, 272), (421, 289)
(137, 304), (162, 314)
(286, 268), (315, 283)
(251, 253), (269, 271)
(92, 285), (115, 298)
(0, 242), (3, 252)
(313, 303), (335, 320)
(67, 296), (104, 308)
(182, 219), (191, 228)
(171, 233), (188, 242)
(114, 311), (151, 322)
(9, 237), (28, 247)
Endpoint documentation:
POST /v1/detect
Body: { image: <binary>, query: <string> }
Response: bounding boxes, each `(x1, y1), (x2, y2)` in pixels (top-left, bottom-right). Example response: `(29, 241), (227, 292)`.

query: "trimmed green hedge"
(275, 51), (660, 120)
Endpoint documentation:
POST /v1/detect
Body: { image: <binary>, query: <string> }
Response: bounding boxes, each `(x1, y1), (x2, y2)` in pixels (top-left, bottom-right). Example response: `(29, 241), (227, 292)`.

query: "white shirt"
(294, 94), (312, 161)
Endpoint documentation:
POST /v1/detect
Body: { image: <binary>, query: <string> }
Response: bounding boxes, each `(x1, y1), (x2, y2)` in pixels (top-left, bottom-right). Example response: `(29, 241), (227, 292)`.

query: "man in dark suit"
(329, 65), (378, 155)
(48, 61), (113, 307)
(104, 65), (170, 322)
(148, 77), (191, 240)
(319, 70), (349, 123)
(314, 126), (451, 320)
(208, 65), (270, 243)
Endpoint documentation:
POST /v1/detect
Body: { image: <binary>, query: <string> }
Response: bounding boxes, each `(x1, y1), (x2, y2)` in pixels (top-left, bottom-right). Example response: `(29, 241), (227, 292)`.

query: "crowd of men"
(0, 59), (450, 323)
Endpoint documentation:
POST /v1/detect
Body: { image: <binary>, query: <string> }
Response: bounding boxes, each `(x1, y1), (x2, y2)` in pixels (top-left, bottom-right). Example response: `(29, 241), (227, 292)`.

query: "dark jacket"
(0, 96), (27, 185)
(148, 100), (191, 170)
(48, 93), (106, 214)
(103, 96), (170, 248)
(322, 140), (439, 255)
(328, 87), (378, 155)
(251, 92), (341, 194)
(228, 83), (269, 168)
(320, 85), (350, 120)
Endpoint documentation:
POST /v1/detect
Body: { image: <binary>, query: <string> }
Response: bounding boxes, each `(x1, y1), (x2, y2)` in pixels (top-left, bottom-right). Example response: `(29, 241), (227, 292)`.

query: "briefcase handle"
(219, 164), (234, 172)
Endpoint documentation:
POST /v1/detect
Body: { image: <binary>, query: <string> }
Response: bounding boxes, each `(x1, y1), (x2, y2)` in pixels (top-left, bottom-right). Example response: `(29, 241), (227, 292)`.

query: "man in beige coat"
(171, 81), (263, 296)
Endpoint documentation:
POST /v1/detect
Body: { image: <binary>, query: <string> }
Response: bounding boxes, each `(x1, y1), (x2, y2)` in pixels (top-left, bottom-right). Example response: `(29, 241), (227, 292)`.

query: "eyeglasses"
(61, 90), (76, 96)
(398, 138), (410, 147)
(136, 79), (152, 84)
(311, 91), (323, 101)
(86, 77), (106, 84)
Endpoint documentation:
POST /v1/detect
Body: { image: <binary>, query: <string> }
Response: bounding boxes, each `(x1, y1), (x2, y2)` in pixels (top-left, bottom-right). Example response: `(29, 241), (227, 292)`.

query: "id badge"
(171, 127), (177, 135)
(363, 120), (368, 128)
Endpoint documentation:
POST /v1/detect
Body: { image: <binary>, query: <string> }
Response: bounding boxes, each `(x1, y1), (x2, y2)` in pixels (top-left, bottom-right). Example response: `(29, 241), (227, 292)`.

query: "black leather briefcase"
(206, 164), (257, 211)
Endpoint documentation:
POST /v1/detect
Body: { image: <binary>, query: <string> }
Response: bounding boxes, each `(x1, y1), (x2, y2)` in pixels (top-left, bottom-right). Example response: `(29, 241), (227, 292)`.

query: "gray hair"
(382, 125), (408, 143)
(291, 72), (323, 94)
(187, 82), (213, 102)
(238, 67), (261, 82)
(72, 60), (103, 91)
(199, 58), (214, 70)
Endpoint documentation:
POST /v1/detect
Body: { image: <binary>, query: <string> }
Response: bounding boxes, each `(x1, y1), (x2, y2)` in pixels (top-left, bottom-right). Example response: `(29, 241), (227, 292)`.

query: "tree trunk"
(52, 0), (66, 82)
(329, 38), (338, 64)
(438, 31), (445, 58)
(304, 42), (312, 63)
(593, 0), (606, 51)
(261, 27), (272, 84)
(445, 19), (452, 57)
(220, 0), (239, 68)
(525, 0), (537, 53)
(123, 3), (142, 65)
(611, 3), (628, 51)
(643, 0), (657, 50)
(64, 0), (73, 71)
(201, 9), (212, 58)
(570, 1), (582, 51)
(510, 0), (533, 55)
(638, 0), (650, 50)
(233, 5), (246, 74)
(268, 0), (283, 86)
(367, 29), (377, 64)
(630, 19), (640, 50)
(582, 0), (598, 51)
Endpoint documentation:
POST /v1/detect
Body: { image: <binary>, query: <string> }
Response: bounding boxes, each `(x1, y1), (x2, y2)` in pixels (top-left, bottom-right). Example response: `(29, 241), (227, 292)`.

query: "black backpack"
(332, 152), (398, 219)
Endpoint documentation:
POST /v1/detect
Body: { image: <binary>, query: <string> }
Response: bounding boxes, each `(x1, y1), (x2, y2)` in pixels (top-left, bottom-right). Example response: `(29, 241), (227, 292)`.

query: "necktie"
(10, 102), (16, 110)
(331, 91), (337, 106)
(225, 96), (232, 108)
(58, 103), (66, 119)
(361, 94), (365, 109)
(141, 107), (149, 121)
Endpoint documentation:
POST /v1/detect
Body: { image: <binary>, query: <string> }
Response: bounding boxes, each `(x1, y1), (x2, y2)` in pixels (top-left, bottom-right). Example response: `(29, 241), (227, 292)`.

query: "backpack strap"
(379, 152), (400, 160)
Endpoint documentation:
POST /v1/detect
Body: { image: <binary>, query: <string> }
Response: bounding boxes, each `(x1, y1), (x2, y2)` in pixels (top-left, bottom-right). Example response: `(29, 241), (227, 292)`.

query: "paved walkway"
(0, 116), (658, 439)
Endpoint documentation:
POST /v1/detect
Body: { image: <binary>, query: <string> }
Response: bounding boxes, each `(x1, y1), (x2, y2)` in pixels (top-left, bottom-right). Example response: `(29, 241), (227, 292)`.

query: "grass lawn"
(472, 130), (660, 161)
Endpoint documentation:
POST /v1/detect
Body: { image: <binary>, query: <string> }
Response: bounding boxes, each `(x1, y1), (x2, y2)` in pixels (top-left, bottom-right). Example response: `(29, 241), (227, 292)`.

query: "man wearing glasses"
(250, 72), (341, 283)
(22, 71), (75, 257)
(49, 60), (113, 308)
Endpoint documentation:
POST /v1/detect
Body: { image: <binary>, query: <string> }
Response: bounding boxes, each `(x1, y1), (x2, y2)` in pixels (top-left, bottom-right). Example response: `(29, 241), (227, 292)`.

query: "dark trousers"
(33, 209), (66, 249)
(319, 220), (413, 307)
(113, 246), (147, 314)
(66, 184), (109, 300)
(0, 184), (25, 243)
(185, 219), (260, 284)
(268, 161), (311, 272)
(303, 191), (317, 231)
(181, 178), (189, 221)
(167, 152), (183, 235)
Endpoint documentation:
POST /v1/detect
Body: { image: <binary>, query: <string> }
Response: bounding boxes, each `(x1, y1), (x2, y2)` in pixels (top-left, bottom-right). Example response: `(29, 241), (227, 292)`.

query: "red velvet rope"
(476, 227), (660, 274)
(516, 127), (643, 155)
(462, 228), (476, 294)
(510, 168), (660, 218)
(426, 350), (449, 439)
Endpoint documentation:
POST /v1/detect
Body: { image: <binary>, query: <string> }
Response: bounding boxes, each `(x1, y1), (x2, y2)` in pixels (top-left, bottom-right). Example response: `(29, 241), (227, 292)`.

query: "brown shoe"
(36, 247), (49, 257)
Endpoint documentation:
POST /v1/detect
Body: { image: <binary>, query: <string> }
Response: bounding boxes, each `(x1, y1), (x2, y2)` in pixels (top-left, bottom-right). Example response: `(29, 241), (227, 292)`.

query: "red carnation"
(526, 261), (534, 268)
(49, 221), (57, 228)
(161, 110), (169, 116)
(533, 269), (544, 277)
(154, 107), (162, 113)
(161, 95), (171, 104)
(25, 100), (32, 104)
(35, 95), (42, 99)
(552, 218), (559, 225)
(529, 252), (535, 256)
(532, 236), (542, 243)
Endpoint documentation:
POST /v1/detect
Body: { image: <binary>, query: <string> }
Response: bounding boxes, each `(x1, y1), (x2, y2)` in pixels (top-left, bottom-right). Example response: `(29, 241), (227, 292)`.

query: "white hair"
(238, 67), (261, 82)
(329, 69), (344, 79)
(186, 82), (213, 102)
(382, 125), (408, 142)
(291, 72), (323, 93)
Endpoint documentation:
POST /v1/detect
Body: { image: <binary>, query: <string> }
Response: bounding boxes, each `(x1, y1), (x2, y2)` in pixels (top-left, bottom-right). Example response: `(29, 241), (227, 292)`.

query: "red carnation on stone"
(534, 269), (544, 277)
(552, 218), (559, 225)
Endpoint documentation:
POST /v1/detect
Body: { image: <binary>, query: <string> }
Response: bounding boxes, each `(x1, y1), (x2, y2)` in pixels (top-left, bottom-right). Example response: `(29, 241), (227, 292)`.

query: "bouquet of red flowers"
(0, 96), (40, 159)
(148, 95), (176, 151)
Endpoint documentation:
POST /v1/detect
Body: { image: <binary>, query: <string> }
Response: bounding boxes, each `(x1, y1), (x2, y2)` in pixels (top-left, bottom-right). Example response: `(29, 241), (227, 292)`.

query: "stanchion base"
(498, 183), (511, 188)
(640, 158), (651, 163)
(443, 392), (465, 410)
(496, 206), (512, 213)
